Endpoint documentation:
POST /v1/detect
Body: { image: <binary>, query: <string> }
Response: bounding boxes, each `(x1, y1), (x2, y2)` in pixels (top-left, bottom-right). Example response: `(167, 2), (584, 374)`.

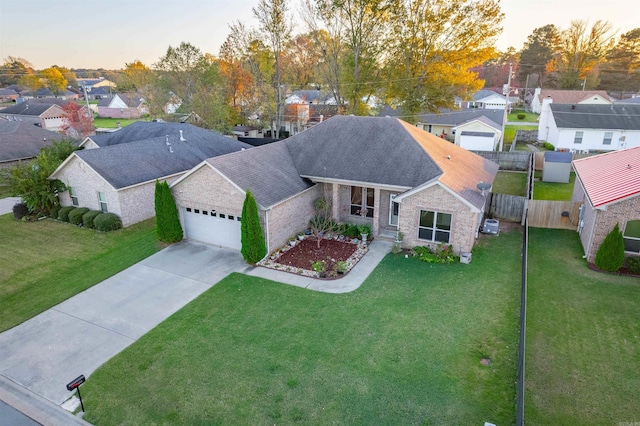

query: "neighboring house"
(0, 100), (67, 131)
(232, 125), (263, 138)
(285, 90), (323, 104)
(85, 87), (111, 100)
(572, 146), (640, 262)
(56, 90), (79, 101)
(531, 88), (612, 114)
(378, 107), (504, 151)
(0, 88), (19, 102)
(51, 122), (251, 226)
(616, 96), (640, 105)
(97, 93), (146, 118)
(538, 102), (640, 152)
(456, 89), (509, 110)
(170, 116), (498, 254)
(78, 77), (116, 91)
(163, 93), (182, 114)
(0, 121), (66, 168)
(282, 104), (340, 136)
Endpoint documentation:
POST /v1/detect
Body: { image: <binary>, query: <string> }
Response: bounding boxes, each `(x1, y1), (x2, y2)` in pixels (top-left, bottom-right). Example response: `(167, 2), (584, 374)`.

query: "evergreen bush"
(94, 212), (122, 232)
(594, 224), (625, 272)
(12, 203), (29, 220)
(49, 204), (61, 219)
(626, 257), (640, 274)
(154, 180), (183, 243)
(58, 206), (76, 222)
(517, 113), (525, 120)
(240, 190), (266, 264)
(82, 210), (102, 229)
(68, 207), (89, 225)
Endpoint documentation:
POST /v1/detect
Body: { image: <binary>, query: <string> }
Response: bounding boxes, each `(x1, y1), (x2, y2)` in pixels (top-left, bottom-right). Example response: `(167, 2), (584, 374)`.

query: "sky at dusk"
(1, 0), (638, 71)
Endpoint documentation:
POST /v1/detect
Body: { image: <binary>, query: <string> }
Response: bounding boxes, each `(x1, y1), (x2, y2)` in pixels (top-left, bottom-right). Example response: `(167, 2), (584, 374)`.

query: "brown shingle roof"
(537, 89), (611, 105)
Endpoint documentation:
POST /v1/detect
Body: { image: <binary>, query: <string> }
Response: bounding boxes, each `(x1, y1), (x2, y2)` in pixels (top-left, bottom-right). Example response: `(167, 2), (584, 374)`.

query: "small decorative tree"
(241, 190), (267, 264)
(309, 197), (334, 249)
(594, 223), (625, 272)
(154, 180), (183, 243)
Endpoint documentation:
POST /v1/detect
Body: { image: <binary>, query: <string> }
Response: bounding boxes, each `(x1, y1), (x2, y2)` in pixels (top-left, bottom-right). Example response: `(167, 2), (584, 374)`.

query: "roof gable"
(538, 89), (612, 105)
(0, 121), (66, 162)
(573, 146), (640, 207)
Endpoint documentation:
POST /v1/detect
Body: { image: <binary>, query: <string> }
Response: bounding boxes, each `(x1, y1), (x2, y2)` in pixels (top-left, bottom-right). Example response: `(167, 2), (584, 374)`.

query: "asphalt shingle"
(550, 104), (640, 130)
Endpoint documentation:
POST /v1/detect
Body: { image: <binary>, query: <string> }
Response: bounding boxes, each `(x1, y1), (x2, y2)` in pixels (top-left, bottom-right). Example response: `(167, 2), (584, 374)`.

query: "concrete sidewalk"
(0, 197), (21, 215)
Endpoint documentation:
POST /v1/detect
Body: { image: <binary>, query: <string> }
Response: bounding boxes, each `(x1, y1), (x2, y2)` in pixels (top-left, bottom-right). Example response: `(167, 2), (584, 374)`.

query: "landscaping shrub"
(82, 210), (102, 229)
(240, 190), (266, 264)
(626, 257), (640, 274)
(517, 113), (525, 120)
(543, 142), (555, 151)
(58, 206), (76, 222)
(594, 224), (625, 272)
(49, 204), (61, 219)
(94, 212), (122, 232)
(344, 223), (360, 237)
(154, 180), (183, 243)
(413, 244), (458, 263)
(12, 203), (29, 220)
(68, 207), (89, 225)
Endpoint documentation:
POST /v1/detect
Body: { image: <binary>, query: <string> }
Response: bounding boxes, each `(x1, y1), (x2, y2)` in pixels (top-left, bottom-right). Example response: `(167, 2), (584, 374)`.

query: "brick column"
(373, 188), (381, 236)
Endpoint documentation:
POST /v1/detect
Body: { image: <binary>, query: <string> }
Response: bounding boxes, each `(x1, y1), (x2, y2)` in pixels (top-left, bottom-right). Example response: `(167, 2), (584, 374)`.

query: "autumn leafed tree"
(122, 60), (166, 118)
(0, 56), (33, 86)
(61, 102), (94, 139)
(253, 0), (292, 138)
(40, 67), (68, 94)
(385, 0), (503, 121)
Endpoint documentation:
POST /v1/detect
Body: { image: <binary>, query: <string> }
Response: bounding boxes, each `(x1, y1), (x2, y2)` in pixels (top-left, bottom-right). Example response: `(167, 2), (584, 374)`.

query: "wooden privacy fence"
(472, 151), (532, 171)
(534, 151), (595, 170)
(527, 200), (581, 230)
(490, 193), (526, 222)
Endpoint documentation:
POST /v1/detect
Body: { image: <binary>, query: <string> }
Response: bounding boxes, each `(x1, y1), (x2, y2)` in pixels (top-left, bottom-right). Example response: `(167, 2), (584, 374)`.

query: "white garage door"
(459, 131), (495, 151)
(182, 207), (242, 250)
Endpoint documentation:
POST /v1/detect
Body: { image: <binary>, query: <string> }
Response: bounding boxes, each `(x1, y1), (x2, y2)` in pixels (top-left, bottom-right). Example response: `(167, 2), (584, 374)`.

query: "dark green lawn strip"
(83, 231), (522, 425)
(0, 216), (160, 331)
(526, 228), (640, 425)
(532, 171), (576, 201)
(492, 171), (527, 196)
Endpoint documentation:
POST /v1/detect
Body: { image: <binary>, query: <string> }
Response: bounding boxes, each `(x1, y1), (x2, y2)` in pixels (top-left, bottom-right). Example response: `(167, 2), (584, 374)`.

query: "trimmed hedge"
(13, 203), (29, 220)
(595, 223), (625, 272)
(49, 205), (61, 219)
(94, 212), (122, 232)
(82, 210), (102, 229)
(517, 113), (525, 120)
(627, 257), (640, 274)
(68, 207), (90, 225)
(58, 206), (76, 222)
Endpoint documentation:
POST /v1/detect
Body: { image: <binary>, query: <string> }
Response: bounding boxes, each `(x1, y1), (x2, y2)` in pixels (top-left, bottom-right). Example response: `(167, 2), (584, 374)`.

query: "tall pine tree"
(241, 190), (267, 264)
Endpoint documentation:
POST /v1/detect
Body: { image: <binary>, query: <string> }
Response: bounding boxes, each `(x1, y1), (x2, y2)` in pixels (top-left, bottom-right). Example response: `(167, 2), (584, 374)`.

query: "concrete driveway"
(0, 242), (249, 406)
(0, 197), (21, 215)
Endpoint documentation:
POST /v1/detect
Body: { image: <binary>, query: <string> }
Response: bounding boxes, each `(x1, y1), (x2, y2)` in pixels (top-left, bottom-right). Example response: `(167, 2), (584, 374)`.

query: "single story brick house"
(0, 100), (67, 131)
(97, 94), (146, 119)
(171, 116), (498, 254)
(0, 121), (66, 168)
(572, 146), (640, 261)
(50, 122), (250, 226)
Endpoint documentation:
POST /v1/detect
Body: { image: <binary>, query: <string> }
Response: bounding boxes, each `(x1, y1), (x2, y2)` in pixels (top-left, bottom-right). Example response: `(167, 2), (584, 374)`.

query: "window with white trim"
(69, 187), (79, 206)
(351, 186), (374, 217)
(418, 210), (452, 243)
(574, 131), (583, 144)
(603, 131), (613, 145)
(623, 220), (640, 254)
(97, 191), (108, 213)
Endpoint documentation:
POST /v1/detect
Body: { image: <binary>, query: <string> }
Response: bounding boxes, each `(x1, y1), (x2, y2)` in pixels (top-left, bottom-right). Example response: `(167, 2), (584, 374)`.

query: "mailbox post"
(66, 375), (86, 412)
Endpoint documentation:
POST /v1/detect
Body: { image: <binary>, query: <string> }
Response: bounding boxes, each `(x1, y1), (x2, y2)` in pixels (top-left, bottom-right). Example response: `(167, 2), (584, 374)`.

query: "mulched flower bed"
(258, 237), (368, 279)
(587, 263), (640, 278)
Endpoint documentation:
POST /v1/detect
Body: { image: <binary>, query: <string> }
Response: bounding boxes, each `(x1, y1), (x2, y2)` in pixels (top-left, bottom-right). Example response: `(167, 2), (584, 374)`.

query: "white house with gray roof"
(171, 116), (498, 254)
(539, 102), (640, 152)
(50, 122), (250, 226)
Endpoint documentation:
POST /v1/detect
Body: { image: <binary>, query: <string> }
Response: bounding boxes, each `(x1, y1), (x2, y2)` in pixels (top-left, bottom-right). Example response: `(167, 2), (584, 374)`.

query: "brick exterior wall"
(398, 184), (479, 254)
(117, 175), (181, 226)
(97, 107), (142, 119)
(267, 185), (322, 252)
(55, 156), (121, 217)
(580, 195), (640, 262)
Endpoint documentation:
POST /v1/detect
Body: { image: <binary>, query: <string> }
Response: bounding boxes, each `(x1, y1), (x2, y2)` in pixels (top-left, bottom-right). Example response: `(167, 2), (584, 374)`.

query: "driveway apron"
(0, 242), (248, 406)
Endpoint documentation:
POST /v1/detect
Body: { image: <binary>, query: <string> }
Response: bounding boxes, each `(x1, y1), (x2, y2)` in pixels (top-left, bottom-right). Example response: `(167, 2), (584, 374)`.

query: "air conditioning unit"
(482, 218), (499, 235)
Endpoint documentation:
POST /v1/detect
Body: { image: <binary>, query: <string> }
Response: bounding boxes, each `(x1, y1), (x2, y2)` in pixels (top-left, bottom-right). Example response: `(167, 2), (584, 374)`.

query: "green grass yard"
(504, 125), (537, 144)
(507, 111), (539, 122)
(83, 231), (523, 425)
(92, 117), (143, 128)
(492, 171), (527, 196)
(526, 228), (640, 425)
(0, 215), (160, 331)
(532, 171), (576, 200)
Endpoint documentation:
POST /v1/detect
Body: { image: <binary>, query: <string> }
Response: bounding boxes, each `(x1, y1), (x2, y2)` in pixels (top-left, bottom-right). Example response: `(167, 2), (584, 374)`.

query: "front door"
(389, 196), (399, 226)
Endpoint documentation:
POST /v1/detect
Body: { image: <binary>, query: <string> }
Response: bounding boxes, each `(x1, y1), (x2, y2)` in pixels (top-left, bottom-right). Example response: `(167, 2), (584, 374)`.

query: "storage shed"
(542, 151), (572, 183)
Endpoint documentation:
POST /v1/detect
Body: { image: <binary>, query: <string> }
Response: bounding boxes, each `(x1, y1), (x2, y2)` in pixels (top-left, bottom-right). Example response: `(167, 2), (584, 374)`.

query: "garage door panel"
(183, 208), (241, 250)
(460, 135), (495, 151)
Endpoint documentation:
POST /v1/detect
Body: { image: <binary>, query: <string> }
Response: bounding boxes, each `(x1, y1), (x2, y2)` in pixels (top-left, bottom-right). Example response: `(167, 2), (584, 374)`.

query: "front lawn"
(532, 171), (576, 200)
(83, 231), (522, 425)
(0, 216), (160, 331)
(92, 117), (144, 128)
(492, 171), (527, 196)
(526, 228), (640, 425)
